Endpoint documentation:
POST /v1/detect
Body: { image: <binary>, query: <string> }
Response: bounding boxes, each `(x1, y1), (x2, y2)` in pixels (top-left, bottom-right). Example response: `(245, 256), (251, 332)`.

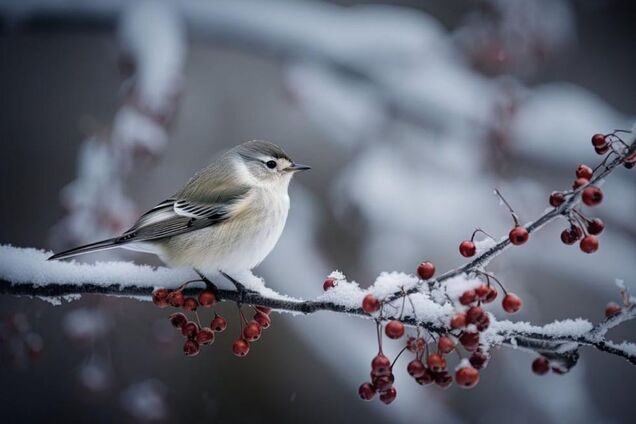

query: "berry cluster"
(550, 131), (635, 254)
(152, 284), (272, 358)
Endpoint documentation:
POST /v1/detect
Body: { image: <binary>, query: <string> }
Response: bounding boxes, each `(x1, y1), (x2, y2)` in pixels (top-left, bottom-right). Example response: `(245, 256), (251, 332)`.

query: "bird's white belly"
(157, 190), (289, 272)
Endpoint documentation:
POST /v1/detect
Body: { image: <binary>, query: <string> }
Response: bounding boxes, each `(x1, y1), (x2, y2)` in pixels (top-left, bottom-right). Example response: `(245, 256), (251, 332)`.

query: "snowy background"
(0, 0), (635, 423)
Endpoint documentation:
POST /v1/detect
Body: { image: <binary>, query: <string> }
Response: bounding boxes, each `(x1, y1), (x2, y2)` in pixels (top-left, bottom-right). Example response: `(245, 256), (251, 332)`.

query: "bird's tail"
(48, 238), (121, 261)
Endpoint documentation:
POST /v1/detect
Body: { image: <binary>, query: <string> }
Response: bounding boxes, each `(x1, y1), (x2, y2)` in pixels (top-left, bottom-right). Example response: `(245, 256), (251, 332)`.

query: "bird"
(49, 140), (310, 274)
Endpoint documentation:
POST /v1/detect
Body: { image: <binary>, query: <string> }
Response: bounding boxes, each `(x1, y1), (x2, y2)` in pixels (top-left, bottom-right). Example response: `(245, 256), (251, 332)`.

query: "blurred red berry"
(196, 328), (215, 345)
(358, 382), (375, 401)
(362, 294), (381, 314)
(450, 313), (467, 329)
(576, 164), (593, 180)
(243, 321), (262, 342)
(582, 186), (603, 206)
(459, 289), (477, 305)
(169, 312), (188, 329)
(371, 354), (392, 376)
(385, 320), (405, 339)
(502, 293), (522, 313)
(183, 297), (198, 311)
(532, 357), (550, 375)
(561, 225), (582, 245)
(484, 286), (498, 303)
(509, 226), (529, 246)
(167, 291), (185, 308)
(198, 290), (217, 307)
(211, 314), (227, 332)
(379, 387), (397, 405)
(415, 368), (434, 385)
(475, 283), (489, 299)
(587, 218), (604, 235)
(455, 366), (480, 388)
(573, 178), (589, 189)
(426, 353), (446, 372)
(183, 339), (200, 357)
(232, 338), (250, 357)
(466, 306), (484, 325)
(152, 288), (169, 308)
(434, 372), (453, 389)
(438, 336), (455, 354)
(459, 331), (480, 351)
(591, 133), (606, 147)
(254, 312), (271, 329)
(417, 262), (436, 280)
(323, 277), (337, 291)
(594, 144), (610, 155)
(580, 235), (599, 253)
(459, 241), (476, 257)
(255, 306), (272, 315)
(605, 302), (622, 318)
(549, 192), (565, 207)
(407, 359), (426, 378)
(181, 321), (199, 339)
(469, 350), (489, 370)
(372, 374), (394, 393)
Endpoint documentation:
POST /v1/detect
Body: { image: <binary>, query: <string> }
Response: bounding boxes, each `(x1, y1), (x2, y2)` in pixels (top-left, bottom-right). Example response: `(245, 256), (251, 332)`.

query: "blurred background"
(1, 0), (635, 422)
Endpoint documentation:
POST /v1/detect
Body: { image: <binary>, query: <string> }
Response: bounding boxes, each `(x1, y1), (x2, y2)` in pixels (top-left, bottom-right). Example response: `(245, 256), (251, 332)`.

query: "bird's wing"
(116, 186), (250, 244)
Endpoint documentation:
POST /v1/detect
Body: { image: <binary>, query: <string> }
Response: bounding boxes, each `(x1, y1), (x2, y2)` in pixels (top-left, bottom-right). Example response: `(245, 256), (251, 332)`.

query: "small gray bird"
(49, 140), (310, 273)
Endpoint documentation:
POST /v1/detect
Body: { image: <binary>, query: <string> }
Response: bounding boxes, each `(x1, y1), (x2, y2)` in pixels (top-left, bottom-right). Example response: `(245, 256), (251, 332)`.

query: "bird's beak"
(287, 163), (311, 172)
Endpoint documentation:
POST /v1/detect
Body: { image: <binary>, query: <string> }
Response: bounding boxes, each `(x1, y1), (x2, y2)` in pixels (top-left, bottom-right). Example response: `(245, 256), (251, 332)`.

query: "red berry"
(243, 321), (262, 342)
(469, 350), (489, 370)
(379, 387), (397, 405)
(502, 293), (522, 313)
(587, 218), (604, 235)
(466, 306), (484, 325)
(415, 368), (434, 385)
(323, 277), (337, 291)
(407, 359), (426, 378)
(576, 164), (593, 180)
(371, 354), (392, 376)
(434, 372), (453, 389)
(573, 178), (589, 189)
(183, 339), (200, 357)
(549, 191), (565, 207)
(169, 312), (188, 329)
(181, 321), (199, 339)
(532, 357), (550, 375)
(624, 153), (636, 169)
(255, 306), (272, 315)
(594, 144), (609, 155)
(509, 226), (529, 246)
(426, 353), (446, 372)
(475, 313), (490, 331)
(254, 312), (271, 329)
(438, 336), (455, 354)
(167, 291), (185, 308)
(372, 374), (394, 392)
(475, 283), (489, 299)
(459, 289), (477, 305)
(417, 261), (436, 280)
(152, 288), (169, 308)
(196, 327), (215, 345)
(459, 240), (476, 257)
(210, 314), (227, 332)
(582, 186), (603, 206)
(232, 338), (250, 357)
(198, 290), (217, 307)
(406, 337), (426, 353)
(450, 313), (467, 329)
(182, 297), (198, 311)
(362, 294), (381, 314)
(580, 235), (599, 253)
(560, 226), (582, 245)
(484, 286), (498, 303)
(605, 302), (621, 318)
(455, 366), (480, 388)
(459, 331), (480, 351)
(358, 382), (375, 401)
(385, 320), (405, 339)
(591, 133), (606, 147)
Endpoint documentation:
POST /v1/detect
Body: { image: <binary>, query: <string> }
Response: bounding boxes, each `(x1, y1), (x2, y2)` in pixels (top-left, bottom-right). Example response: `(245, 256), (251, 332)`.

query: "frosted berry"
(475, 283), (489, 299)
(579, 235), (599, 253)
(438, 335), (455, 354)
(196, 328), (215, 345)
(181, 321), (199, 339)
(379, 387), (397, 405)
(183, 297), (198, 312)
(371, 354), (392, 376)
(232, 338), (250, 357)
(426, 353), (446, 372)
(475, 313), (490, 332)
(254, 312), (272, 329)
(243, 321), (262, 342)
(532, 357), (550, 375)
(561, 226), (582, 245)
(466, 306), (484, 325)
(576, 164), (593, 180)
(459, 289), (477, 305)
(549, 191), (565, 207)
(415, 368), (434, 385)
(587, 218), (604, 235)
(509, 226), (529, 246)
(455, 366), (480, 388)
(211, 314), (227, 332)
(582, 186), (603, 206)
(591, 133), (606, 147)
(362, 294), (381, 314)
(169, 312), (188, 329)
(459, 331), (480, 351)
(152, 288), (169, 308)
(417, 261), (436, 280)
(167, 291), (185, 308)
(198, 290), (217, 307)
(484, 286), (498, 303)
(323, 277), (337, 291)
(372, 374), (394, 393)
(459, 241), (476, 257)
(450, 313), (467, 329)
(358, 382), (375, 401)
(434, 372), (453, 389)
(502, 293), (522, 313)
(385, 320), (405, 339)
(407, 359), (426, 378)
(469, 350), (489, 370)
(406, 337), (426, 353)
(183, 339), (200, 357)
(605, 302), (621, 318)
(573, 178), (589, 189)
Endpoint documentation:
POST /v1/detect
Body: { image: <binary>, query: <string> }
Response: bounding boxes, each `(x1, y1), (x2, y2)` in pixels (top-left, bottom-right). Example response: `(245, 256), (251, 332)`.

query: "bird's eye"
(266, 160), (277, 169)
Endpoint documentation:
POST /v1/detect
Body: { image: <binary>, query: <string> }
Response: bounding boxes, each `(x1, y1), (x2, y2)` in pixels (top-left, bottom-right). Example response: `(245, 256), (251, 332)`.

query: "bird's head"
(233, 140), (310, 187)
